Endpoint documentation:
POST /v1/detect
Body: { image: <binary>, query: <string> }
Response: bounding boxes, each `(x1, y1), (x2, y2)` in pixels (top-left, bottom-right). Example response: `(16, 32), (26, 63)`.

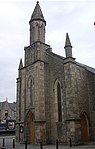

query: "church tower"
(16, 1), (50, 144)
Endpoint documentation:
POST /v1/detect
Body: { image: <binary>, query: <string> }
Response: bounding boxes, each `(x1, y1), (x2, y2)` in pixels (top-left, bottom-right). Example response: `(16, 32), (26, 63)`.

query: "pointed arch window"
(30, 79), (34, 106)
(30, 79), (33, 106)
(57, 82), (62, 122)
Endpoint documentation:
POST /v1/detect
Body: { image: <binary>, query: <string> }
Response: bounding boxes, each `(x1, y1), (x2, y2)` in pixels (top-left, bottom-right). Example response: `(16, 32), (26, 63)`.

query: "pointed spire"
(64, 33), (73, 58)
(29, 2), (46, 44)
(19, 58), (23, 69)
(30, 1), (46, 25)
(65, 33), (72, 48)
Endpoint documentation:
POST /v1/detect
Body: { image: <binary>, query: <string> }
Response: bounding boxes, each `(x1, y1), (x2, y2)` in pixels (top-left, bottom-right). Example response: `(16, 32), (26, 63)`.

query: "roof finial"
(37, 1), (39, 4)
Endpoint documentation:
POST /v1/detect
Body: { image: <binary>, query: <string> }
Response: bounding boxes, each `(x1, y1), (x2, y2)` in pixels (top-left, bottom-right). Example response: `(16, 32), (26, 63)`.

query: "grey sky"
(0, 0), (95, 102)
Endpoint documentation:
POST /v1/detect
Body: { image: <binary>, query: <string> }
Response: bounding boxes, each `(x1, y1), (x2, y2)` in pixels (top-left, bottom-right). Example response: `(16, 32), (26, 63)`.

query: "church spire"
(18, 58), (23, 77)
(64, 33), (73, 58)
(30, 1), (46, 25)
(19, 58), (23, 69)
(29, 2), (46, 44)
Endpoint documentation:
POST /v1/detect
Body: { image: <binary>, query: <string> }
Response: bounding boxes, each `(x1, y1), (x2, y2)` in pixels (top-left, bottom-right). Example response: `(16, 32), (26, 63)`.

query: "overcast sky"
(0, 0), (95, 102)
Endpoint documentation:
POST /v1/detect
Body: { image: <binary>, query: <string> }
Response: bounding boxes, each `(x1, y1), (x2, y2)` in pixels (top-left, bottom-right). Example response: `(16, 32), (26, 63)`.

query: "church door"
(81, 113), (89, 142)
(29, 114), (35, 144)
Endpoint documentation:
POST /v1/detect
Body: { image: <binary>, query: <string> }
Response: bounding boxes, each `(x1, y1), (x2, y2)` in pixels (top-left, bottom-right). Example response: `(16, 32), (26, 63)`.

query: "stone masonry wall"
(87, 71), (95, 141)
(64, 60), (81, 144)
(45, 52), (66, 144)
(34, 61), (46, 144)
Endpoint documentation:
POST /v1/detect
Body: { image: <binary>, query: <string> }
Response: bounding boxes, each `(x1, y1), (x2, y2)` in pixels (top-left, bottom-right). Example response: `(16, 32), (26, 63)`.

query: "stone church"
(16, 2), (95, 145)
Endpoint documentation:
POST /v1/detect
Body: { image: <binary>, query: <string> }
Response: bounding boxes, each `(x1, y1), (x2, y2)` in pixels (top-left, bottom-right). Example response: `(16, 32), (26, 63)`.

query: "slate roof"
(0, 101), (16, 111)
(49, 50), (95, 74)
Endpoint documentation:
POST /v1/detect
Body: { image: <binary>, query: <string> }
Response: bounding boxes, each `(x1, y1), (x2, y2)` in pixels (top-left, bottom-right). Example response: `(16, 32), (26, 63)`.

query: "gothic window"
(30, 79), (34, 106)
(27, 76), (34, 107)
(57, 83), (62, 122)
(54, 80), (62, 122)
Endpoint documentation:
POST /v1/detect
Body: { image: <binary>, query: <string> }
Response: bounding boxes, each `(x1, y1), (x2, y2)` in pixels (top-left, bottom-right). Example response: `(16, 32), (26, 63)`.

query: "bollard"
(3, 138), (5, 147)
(40, 141), (43, 149)
(1, 138), (6, 149)
(25, 140), (27, 149)
(13, 139), (15, 149)
(69, 138), (72, 147)
(56, 139), (58, 149)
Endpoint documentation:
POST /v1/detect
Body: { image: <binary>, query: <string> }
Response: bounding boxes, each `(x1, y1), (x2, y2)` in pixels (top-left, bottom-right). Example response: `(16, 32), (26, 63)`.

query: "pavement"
(0, 135), (95, 149)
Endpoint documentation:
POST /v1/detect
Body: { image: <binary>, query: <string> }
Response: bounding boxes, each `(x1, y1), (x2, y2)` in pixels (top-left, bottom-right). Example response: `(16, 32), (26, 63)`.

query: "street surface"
(0, 136), (95, 149)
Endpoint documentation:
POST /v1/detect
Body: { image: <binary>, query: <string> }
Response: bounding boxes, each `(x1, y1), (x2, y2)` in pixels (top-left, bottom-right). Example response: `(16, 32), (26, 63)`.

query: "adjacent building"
(16, 2), (95, 145)
(0, 99), (16, 122)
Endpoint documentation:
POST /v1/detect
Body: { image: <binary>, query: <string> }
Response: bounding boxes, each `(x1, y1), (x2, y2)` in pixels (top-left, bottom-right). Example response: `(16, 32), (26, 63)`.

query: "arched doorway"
(29, 114), (35, 144)
(81, 112), (89, 142)
(24, 111), (35, 144)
